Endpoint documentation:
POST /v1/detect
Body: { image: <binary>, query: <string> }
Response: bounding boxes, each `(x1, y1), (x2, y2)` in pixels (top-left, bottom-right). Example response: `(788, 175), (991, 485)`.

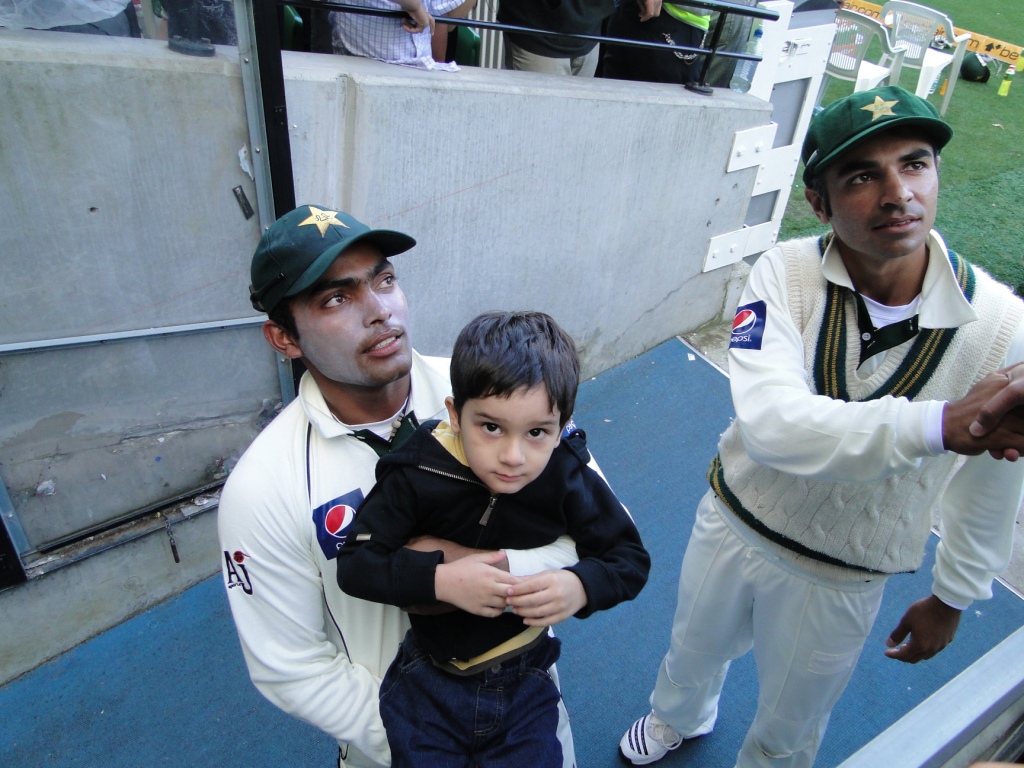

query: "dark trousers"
(380, 630), (563, 768)
(602, 5), (706, 85)
(162, 0), (237, 45)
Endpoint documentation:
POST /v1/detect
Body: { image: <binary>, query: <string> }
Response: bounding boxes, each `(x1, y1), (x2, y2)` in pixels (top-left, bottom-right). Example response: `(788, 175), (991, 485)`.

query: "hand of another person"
(884, 594), (961, 663)
(435, 551), (518, 617)
(406, 535), (510, 571)
(942, 370), (1024, 460)
(505, 569), (587, 626)
(637, 0), (662, 22)
(403, 538), (509, 614)
(970, 363), (1024, 461)
(397, 0), (435, 34)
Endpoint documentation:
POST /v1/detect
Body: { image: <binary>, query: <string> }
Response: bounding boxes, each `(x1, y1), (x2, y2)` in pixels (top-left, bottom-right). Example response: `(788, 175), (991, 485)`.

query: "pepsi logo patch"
(312, 489), (364, 559)
(730, 300), (767, 350)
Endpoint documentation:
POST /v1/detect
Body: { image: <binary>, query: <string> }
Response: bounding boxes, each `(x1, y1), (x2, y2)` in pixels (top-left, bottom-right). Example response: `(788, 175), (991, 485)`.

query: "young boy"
(336, 310), (650, 767)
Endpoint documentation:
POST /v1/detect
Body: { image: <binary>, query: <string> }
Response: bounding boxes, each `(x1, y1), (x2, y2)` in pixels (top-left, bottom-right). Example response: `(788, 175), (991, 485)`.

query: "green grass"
(779, 0), (1024, 293)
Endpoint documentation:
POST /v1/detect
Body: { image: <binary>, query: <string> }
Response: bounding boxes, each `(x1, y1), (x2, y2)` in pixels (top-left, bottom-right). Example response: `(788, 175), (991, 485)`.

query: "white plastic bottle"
(731, 26), (764, 93)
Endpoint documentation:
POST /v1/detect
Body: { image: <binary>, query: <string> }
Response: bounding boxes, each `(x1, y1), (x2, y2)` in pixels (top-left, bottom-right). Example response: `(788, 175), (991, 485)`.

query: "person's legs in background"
(602, 5), (703, 84)
(432, 0), (476, 63)
(503, 38), (599, 76)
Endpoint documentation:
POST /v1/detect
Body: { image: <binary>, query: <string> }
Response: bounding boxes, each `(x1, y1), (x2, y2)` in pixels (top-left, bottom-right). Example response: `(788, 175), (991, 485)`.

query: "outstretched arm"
(732, 249), (1024, 478)
(730, 249), (936, 481)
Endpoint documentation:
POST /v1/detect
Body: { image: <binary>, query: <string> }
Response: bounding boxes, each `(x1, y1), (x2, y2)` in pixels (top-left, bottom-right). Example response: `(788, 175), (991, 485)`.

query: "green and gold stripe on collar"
(813, 247), (974, 403)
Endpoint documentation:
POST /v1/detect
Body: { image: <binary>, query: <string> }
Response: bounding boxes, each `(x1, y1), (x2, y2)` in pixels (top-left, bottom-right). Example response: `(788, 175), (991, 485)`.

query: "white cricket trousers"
(650, 491), (886, 768)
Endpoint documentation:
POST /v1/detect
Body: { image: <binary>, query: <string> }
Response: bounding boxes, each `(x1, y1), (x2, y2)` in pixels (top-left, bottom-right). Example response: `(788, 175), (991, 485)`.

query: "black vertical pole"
(252, 0), (297, 218)
(686, 11), (729, 94)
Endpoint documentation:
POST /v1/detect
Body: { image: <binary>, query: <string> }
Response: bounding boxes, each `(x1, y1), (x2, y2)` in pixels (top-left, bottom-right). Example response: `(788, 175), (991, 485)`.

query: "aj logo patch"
(313, 489), (364, 559)
(730, 300), (767, 350)
(224, 550), (253, 595)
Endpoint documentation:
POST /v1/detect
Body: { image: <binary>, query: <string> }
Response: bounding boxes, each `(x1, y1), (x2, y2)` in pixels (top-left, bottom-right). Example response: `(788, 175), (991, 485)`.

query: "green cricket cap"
(249, 205), (416, 314)
(801, 85), (952, 185)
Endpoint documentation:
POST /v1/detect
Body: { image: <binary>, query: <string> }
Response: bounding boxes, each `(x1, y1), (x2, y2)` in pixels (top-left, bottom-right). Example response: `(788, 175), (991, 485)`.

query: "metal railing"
(233, 0), (780, 230)
(294, 0), (779, 92)
(837, 624), (1024, 767)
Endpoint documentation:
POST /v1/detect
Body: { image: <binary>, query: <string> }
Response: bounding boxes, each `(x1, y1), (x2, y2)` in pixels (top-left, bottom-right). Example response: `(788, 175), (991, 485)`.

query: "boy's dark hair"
(450, 311), (580, 427)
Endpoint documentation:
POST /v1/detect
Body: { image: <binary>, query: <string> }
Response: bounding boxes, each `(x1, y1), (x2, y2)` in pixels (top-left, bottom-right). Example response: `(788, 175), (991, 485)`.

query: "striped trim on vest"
(707, 455), (884, 573)
(813, 235), (976, 402)
(708, 239), (977, 573)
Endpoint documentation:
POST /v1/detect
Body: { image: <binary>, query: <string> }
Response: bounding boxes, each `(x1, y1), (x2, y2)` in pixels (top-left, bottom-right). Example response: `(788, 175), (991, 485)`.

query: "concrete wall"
(282, 52), (771, 373)
(0, 29), (771, 684)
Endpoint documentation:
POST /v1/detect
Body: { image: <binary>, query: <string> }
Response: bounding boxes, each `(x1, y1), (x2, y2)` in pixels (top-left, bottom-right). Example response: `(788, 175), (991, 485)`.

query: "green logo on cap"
(298, 206), (349, 237)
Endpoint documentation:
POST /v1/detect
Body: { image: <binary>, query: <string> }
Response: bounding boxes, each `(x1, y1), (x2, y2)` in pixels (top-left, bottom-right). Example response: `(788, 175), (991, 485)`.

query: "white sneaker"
(619, 712), (683, 765)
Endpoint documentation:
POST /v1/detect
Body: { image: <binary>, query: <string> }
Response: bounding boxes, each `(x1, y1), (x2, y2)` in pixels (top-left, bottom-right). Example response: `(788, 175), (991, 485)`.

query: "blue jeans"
(380, 630), (564, 768)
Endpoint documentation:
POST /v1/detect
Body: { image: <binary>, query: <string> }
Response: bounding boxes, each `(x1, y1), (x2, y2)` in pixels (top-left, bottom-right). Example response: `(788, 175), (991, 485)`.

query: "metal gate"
(704, 0), (837, 271)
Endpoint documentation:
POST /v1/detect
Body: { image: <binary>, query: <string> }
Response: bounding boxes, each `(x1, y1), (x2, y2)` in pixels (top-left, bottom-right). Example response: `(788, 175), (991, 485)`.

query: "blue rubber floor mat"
(558, 339), (1024, 767)
(2, 339), (1022, 767)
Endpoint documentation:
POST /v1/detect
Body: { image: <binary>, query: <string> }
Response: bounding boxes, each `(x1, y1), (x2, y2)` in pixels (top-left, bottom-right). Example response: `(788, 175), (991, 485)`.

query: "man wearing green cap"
(217, 205), (582, 767)
(620, 85), (1024, 767)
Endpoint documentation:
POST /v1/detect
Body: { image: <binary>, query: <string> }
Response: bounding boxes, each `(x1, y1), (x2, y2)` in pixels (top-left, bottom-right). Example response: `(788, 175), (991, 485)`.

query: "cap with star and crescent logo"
(801, 85), (953, 185)
(249, 205), (416, 314)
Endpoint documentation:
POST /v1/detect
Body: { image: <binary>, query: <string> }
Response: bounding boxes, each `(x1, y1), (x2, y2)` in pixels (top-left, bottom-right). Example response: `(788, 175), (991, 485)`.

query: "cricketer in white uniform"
(620, 86), (1024, 767)
(218, 205), (579, 767)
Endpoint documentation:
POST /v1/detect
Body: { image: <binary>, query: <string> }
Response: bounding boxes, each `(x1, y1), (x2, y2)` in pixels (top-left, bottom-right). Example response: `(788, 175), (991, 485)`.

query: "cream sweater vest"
(712, 236), (1023, 576)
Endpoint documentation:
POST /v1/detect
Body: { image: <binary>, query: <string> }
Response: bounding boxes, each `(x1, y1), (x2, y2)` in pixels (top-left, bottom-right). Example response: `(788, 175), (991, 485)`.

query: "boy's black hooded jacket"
(337, 419), (650, 662)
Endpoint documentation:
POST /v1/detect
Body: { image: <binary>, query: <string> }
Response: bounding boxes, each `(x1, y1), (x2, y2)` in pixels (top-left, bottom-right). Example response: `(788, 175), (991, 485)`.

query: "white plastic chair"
(817, 9), (907, 105)
(879, 1), (971, 115)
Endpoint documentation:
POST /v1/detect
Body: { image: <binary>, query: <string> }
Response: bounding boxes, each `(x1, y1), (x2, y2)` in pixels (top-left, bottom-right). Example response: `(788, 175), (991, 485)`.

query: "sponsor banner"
(842, 1), (1020, 65)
